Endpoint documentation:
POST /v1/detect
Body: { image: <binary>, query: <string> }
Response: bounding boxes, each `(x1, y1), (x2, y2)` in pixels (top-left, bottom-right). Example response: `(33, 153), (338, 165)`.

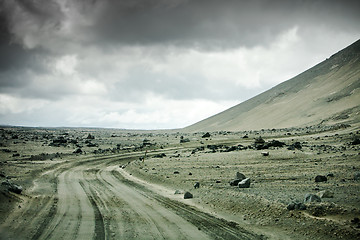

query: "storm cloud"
(0, 0), (359, 128)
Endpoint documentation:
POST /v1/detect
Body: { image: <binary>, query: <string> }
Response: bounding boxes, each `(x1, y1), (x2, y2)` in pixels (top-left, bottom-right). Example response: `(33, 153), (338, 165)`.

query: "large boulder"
(238, 178), (251, 188)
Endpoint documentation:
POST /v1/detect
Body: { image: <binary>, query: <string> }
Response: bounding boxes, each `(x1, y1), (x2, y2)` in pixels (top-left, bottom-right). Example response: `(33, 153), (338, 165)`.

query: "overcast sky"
(0, 0), (359, 129)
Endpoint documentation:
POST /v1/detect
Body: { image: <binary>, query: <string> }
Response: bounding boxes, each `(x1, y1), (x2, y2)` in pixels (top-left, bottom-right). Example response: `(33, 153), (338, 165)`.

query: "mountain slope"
(184, 39), (360, 132)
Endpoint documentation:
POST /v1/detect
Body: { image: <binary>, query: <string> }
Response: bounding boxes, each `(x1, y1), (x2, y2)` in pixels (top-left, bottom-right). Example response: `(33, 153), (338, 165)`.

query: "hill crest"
(184, 39), (360, 132)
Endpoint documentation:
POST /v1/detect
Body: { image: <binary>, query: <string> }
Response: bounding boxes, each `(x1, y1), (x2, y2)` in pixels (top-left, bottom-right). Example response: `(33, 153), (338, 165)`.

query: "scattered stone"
(298, 203), (307, 210)
(317, 190), (334, 198)
(216, 180), (221, 183)
(224, 146), (238, 152)
(238, 178), (251, 188)
(229, 179), (241, 186)
(202, 132), (211, 138)
(315, 175), (327, 182)
(73, 148), (82, 154)
(86, 142), (98, 147)
(2, 180), (23, 194)
(267, 140), (286, 148)
(287, 142), (302, 150)
(49, 137), (68, 147)
(142, 139), (152, 147)
(153, 153), (166, 158)
(261, 151), (269, 156)
(235, 172), (246, 180)
(308, 204), (326, 217)
(1, 180), (8, 186)
(9, 184), (22, 194)
(354, 172), (360, 180)
(304, 193), (321, 203)
(254, 137), (267, 150)
(207, 144), (225, 152)
(351, 138), (360, 145)
(174, 171), (180, 174)
(287, 202), (307, 211)
(194, 182), (200, 189)
(230, 172), (247, 186)
(184, 191), (193, 199)
(189, 172), (192, 175)
(174, 190), (183, 194)
(180, 138), (190, 143)
(86, 134), (95, 139)
(254, 137), (265, 144)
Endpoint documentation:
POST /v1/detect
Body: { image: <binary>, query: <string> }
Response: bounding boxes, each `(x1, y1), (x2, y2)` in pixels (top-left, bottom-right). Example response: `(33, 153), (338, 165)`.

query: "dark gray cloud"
(0, 0), (359, 128)
(2, 0), (360, 50)
(0, 3), (53, 92)
(85, 0), (360, 48)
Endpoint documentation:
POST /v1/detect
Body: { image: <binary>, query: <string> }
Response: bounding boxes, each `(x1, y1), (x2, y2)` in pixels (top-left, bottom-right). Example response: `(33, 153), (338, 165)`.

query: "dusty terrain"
(0, 123), (359, 239)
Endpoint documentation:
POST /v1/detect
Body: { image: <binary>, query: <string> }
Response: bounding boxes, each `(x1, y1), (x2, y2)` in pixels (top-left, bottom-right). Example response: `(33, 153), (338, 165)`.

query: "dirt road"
(0, 152), (264, 240)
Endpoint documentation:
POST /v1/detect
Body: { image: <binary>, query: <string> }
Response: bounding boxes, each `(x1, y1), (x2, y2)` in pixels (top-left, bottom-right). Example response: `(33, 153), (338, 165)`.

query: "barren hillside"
(184, 39), (360, 132)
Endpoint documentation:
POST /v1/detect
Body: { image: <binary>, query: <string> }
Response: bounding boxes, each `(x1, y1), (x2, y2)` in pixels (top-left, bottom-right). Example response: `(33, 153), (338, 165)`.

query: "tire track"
(1, 151), (156, 240)
(92, 169), (140, 239)
(39, 171), (75, 240)
(2, 146), (265, 240)
(86, 175), (139, 240)
(94, 171), (166, 239)
(37, 168), (97, 240)
(31, 196), (58, 240)
(111, 170), (265, 240)
(98, 167), (210, 240)
(0, 172), (59, 240)
(79, 180), (105, 240)
(25, 154), (138, 240)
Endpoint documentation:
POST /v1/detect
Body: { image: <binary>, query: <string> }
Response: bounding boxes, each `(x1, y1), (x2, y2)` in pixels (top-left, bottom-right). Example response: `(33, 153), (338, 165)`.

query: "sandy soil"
(0, 124), (359, 239)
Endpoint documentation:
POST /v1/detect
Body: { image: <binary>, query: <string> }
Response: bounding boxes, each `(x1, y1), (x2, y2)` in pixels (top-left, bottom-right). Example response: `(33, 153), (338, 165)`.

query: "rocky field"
(0, 123), (359, 239)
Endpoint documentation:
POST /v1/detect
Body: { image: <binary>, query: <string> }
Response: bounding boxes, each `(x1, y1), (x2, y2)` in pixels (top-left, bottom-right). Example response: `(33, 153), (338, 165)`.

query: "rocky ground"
(0, 123), (359, 239)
